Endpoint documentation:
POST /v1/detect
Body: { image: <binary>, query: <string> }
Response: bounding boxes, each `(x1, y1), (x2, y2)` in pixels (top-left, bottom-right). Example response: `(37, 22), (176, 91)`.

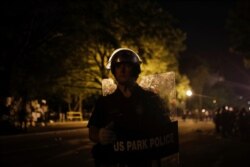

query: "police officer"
(88, 48), (171, 167)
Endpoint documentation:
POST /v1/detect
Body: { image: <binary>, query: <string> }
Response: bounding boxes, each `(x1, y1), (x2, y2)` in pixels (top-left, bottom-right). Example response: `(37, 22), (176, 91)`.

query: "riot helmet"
(106, 48), (142, 78)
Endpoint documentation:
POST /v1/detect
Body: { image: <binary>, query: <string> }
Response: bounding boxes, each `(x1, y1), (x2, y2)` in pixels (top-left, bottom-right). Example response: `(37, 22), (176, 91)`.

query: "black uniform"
(88, 84), (170, 166)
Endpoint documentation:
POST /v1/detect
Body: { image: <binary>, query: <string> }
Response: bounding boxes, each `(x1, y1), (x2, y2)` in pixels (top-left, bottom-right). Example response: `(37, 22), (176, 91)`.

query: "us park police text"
(113, 133), (174, 152)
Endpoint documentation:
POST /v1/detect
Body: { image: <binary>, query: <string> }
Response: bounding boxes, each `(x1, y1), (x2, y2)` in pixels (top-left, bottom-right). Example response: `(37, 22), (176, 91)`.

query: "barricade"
(66, 111), (83, 121)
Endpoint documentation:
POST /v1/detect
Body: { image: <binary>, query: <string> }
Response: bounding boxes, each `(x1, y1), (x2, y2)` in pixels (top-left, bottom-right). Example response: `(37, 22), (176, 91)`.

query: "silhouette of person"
(88, 48), (171, 167)
(18, 98), (28, 132)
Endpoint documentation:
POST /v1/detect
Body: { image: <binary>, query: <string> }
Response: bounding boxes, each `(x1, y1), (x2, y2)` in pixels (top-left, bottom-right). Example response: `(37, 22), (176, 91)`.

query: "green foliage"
(2, 0), (189, 111)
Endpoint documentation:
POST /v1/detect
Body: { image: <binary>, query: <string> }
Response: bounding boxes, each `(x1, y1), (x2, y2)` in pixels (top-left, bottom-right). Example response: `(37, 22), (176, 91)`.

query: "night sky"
(164, 1), (250, 97)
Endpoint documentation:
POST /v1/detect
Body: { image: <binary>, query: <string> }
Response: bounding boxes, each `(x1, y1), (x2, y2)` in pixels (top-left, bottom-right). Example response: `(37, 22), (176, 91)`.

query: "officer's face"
(114, 63), (134, 85)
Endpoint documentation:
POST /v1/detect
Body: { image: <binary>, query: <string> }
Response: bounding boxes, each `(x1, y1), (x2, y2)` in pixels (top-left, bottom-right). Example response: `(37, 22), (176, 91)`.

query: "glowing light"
(186, 90), (193, 97)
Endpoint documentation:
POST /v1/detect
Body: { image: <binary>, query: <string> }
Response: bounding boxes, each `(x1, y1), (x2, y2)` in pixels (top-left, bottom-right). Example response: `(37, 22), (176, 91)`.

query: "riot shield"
(102, 72), (179, 167)
(102, 72), (176, 119)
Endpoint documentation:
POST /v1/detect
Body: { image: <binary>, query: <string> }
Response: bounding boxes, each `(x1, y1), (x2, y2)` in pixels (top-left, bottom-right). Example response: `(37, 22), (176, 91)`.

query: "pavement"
(28, 120), (88, 132)
(0, 120), (89, 138)
(0, 118), (213, 138)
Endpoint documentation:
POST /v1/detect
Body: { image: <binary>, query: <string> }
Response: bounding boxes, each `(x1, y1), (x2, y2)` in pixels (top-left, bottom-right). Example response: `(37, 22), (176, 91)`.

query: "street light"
(186, 90), (217, 111)
(186, 90), (193, 97)
(184, 90), (193, 116)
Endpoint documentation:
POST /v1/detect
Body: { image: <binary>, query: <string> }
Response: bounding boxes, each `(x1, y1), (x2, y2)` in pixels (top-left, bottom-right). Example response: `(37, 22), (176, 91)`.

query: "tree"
(83, 0), (188, 95)
(52, 0), (189, 111)
(2, 0), (189, 113)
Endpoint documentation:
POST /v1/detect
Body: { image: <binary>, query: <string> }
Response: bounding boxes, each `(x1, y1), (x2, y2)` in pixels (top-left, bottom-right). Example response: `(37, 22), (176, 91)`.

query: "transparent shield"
(102, 72), (179, 166)
(102, 72), (177, 120)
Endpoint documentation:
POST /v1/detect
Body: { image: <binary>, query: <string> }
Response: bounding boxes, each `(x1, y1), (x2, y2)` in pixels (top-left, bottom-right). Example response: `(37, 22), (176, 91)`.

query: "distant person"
(238, 107), (249, 141)
(88, 48), (171, 167)
(40, 100), (48, 126)
(18, 98), (28, 132)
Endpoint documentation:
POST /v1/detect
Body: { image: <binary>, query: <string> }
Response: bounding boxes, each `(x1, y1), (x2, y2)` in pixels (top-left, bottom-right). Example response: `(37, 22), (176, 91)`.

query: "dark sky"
(164, 1), (250, 96)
